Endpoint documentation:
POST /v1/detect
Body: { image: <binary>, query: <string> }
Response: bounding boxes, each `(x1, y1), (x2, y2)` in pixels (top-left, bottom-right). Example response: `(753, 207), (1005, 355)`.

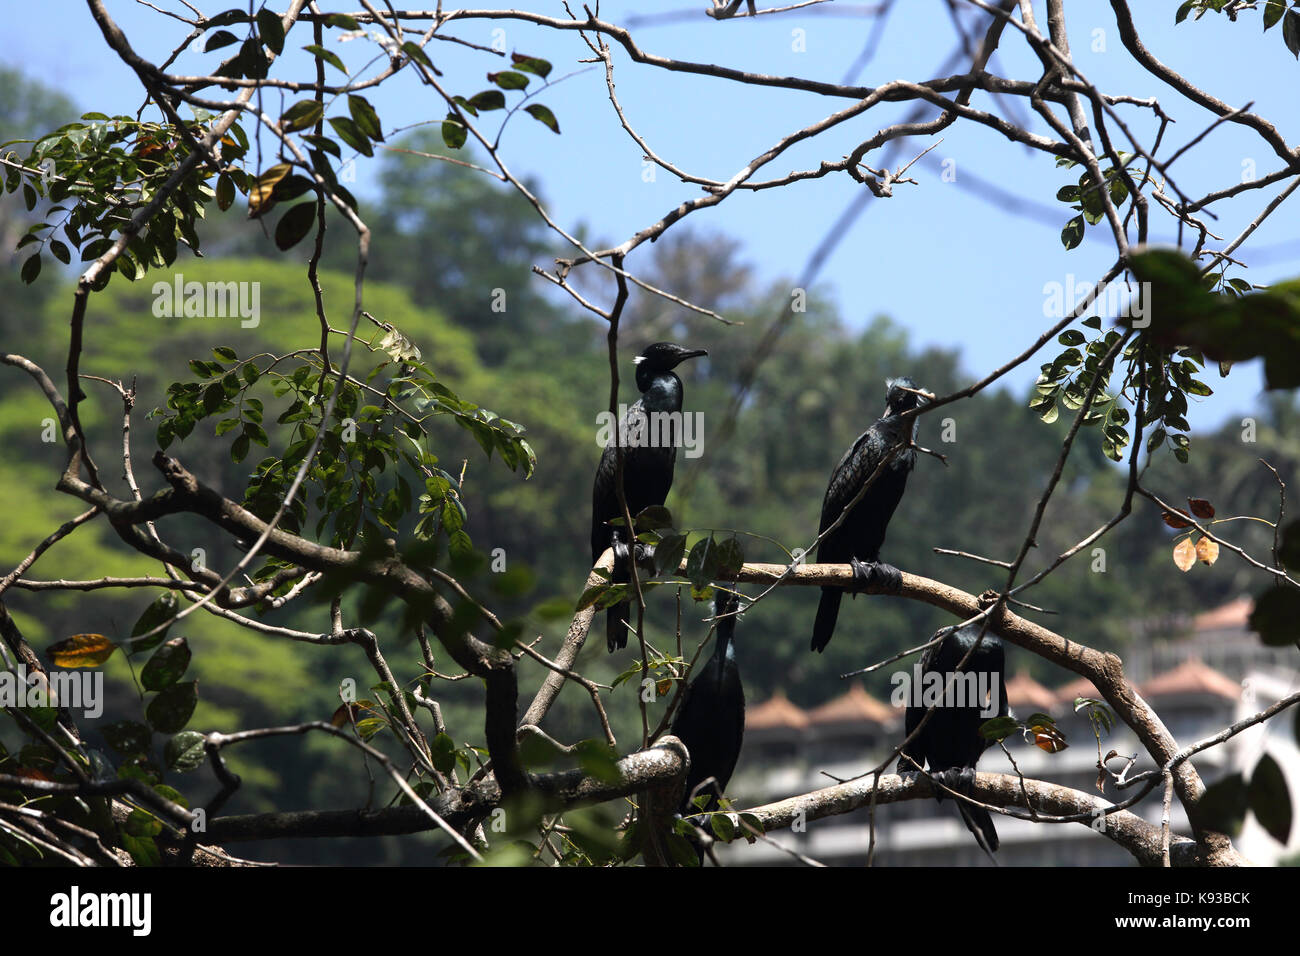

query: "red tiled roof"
(1055, 676), (1104, 705)
(1005, 671), (1057, 712)
(1193, 596), (1253, 632)
(1139, 657), (1240, 700)
(746, 689), (810, 730)
(807, 683), (895, 725)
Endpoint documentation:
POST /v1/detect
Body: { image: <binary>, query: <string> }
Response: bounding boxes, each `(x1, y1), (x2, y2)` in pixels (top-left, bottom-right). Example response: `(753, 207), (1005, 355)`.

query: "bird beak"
(675, 348), (709, 366)
(896, 385), (935, 401)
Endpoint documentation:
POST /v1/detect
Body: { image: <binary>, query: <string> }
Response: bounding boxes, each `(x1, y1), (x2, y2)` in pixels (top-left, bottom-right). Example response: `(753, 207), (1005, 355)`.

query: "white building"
(722, 598), (1300, 866)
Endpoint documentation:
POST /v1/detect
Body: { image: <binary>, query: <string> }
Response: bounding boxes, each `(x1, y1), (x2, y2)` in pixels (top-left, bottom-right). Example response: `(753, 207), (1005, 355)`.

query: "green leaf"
(430, 733), (457, 774)
(1264, 0), (1287, 30)
(122, 834), (161, 867)
(131, 592), (178, 652)
(1060, 214), (1085, 250)
(125, 806), (164, 839)
(20, 254), (40, 284)
(256, 8), (285, 55)
(1284, 9), (1300, 57)
(1249, 586), (1300, 646)
(575, 582), (616, 613)
(523, 103), (561, 134)
(488, 70), (530, 90)
(1194, 772), (1248, 837)
(978, 716), (1019, 741)
(324, 13), (360, 29)
(1248, 753), (1292, 845)
(710, 811), (737, 843)
(440, 114), (467, 149)
(204, 29), (240, 52)
(327, 116), (373, 156)
(164, 731), (207, 773)
(216, 172), (235, 211)
(347, 95), (384, 141)
(102, 720), (152, 755)
(655, 533), (688, 576)
(468, 89), (506, 112)
(685, 536), (720, 588)
(714, 536), (745, 577)
(1058, 330), (1086, 346)
(511, 53), (553, 78)
(303, 43), (346, 73)
(231, 432), (251, 463)
(142, 637), (191, 692)
(633, 505), (674, 532)
(575, 739), (622, 785)
(401, 41), (434, 70)
(281, 99), (324, 132)
(238, 36), (269, 78)
(274, 201), (317, 250)
(146, 681), (198, 735)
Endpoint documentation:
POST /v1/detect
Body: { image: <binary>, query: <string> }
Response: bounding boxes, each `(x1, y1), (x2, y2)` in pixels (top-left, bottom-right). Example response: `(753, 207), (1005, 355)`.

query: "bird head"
(884, 376), (932, 417)
(634, 342), (709, 373)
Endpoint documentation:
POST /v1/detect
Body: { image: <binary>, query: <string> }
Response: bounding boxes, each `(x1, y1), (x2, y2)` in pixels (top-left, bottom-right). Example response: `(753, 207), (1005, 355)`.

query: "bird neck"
(714, 625), (735, 668)
(877, 412), (917, 450)
(635, 368), (684, 412)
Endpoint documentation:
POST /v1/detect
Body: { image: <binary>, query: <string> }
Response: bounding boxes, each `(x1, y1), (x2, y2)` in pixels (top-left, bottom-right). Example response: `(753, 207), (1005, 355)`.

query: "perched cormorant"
(591, 342), (707, 652)
(670, 589), (745, 819)
(810, 376), (927, 653)
(898, 622), (1008, 854)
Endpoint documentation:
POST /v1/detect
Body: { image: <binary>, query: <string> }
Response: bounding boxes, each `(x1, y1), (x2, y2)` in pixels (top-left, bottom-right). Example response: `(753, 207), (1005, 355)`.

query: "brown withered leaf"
(656, 677), (673, 698)
(1188, 497), (1216, 519)
(1030, 721), (1069, 754)
(330, 703), (354, 728)
(248, 162), (291, 217)
(1162, 509), (1194, 529)
(48, 633), (117, 668)
(1034, 729), (1069, 754)
(1172, 537), (1197, 572)
(1196, 536), (1220, 566)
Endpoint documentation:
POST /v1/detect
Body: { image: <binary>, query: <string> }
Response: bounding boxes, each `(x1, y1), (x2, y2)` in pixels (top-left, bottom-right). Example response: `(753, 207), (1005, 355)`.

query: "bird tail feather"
(811, 587), (841, 653)
(607, 602), (628, 653)
(956, 800), (1000, 856)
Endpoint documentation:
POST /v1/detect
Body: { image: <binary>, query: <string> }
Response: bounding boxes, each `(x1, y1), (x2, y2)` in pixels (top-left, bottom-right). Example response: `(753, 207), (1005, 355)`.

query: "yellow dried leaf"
(1034, 731), (1068, 754)
(248, 162), (291, 216)
(48, 633), (117, 668)
(330, 703), (353, 728)
(1172, 537), (1197, 572)
(1196, 536), (1219, 566)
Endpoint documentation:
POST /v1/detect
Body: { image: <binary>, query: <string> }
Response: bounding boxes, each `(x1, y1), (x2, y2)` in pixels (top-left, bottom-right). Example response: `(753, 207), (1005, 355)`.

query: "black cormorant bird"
(810, 376), (928, 653)
(591, 341), (707, 652)
(670, 589), (745, 819)
(898, 622), (1008, 854)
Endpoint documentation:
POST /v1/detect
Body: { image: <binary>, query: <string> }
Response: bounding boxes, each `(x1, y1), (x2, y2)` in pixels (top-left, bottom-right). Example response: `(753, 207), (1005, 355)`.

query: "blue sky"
(5, 2), (1298, 430)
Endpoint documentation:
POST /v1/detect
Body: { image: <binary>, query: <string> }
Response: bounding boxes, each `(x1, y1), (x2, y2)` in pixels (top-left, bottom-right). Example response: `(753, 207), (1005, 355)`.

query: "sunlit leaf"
(48, 633), (116, 668)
